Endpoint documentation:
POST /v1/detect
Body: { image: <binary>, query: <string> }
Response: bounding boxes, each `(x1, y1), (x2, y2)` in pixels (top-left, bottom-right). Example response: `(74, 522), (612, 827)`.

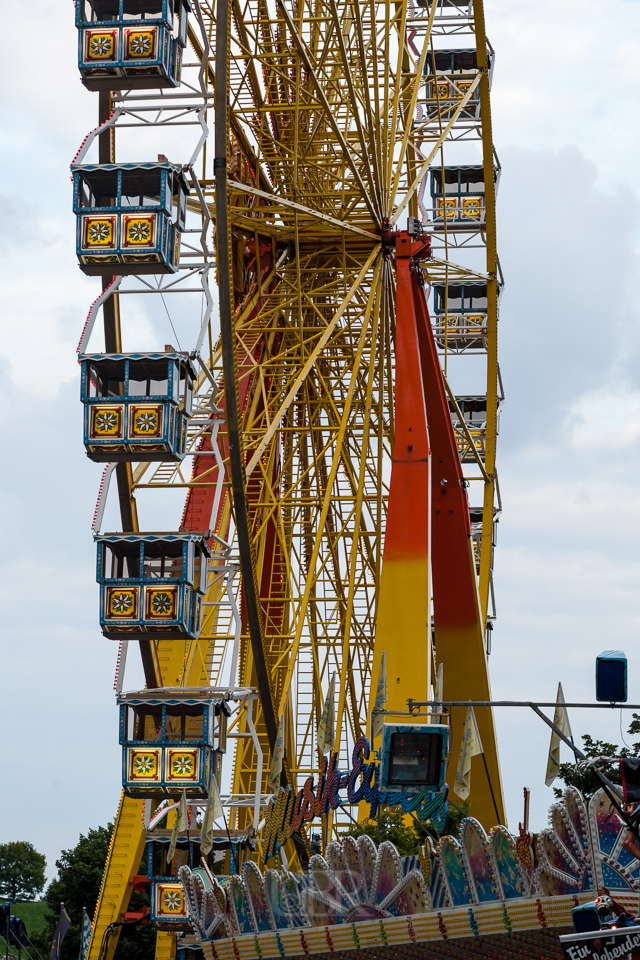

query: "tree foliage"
(0, 842), (46, 902)
(553, 716), (640, 801)
(341, 807), (424, 854)
(31, 825), (155, 960)
(340, 800), (470, 854)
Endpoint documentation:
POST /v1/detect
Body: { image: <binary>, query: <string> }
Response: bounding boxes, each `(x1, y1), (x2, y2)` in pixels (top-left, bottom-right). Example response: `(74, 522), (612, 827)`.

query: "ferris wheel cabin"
(96, 532), (210, 639)
(76, 0), (190, 91)
(448, 395), (503, 464)
(80, 352), (195, 461)
(72, 163), (188, 275)
(429, 165), (499, 231)
(146, 834), (210, 928)
(118, 690), (229, 797)
(422, 49), (492, 122)
(432, 282), (489, 352)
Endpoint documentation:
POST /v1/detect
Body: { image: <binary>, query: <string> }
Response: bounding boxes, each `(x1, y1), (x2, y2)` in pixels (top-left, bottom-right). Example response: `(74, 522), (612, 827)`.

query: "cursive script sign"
(261, 736), (447, 859)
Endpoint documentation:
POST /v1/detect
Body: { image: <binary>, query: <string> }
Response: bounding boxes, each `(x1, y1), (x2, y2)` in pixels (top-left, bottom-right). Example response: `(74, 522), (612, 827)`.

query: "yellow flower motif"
(134, 410), (158, 433)
(111, 592), (134, 614)
(129, 33), (153, 56)
(133, 754), (155, 775)
(162, 889), (183, 912)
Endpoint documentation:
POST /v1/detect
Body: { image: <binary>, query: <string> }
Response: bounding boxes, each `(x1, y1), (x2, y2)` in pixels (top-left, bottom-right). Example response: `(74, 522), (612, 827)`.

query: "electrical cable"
(620, 707), (632, 751)
(23, 933), (45, 960)
(160, 293), (182, 351)
(96, 912), (148, 960)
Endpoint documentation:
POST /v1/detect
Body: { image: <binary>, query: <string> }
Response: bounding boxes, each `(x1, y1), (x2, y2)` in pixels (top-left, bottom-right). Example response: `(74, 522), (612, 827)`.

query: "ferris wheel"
(71, 0), (504, 956)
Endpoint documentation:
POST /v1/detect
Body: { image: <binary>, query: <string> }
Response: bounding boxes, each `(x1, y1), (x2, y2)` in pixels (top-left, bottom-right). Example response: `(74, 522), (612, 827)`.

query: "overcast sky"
(2, 0), (640, 883)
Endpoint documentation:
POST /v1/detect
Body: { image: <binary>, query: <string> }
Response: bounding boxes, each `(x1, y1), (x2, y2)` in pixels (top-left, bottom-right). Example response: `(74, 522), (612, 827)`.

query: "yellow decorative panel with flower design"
(128, 748), (160, 781)
(461, 196), (482, 220)
(430, 80), (449, 101)
(125, 29), (157, 60)
(436, 197), (457, 220)
(455, 80), (475, 99)
(130, 405), (163, 438)
(155, 884), (187, 918)
(123, 216), (156, 248)
(106, 586), (139, 620)
(467, 315), (486, 329)
(84, 30), (117, 61)
(90, 405), (124, 439)
(166, 749), (199, 782)
(82, 216), (116, 249)
(144, 586), (178, 621)
(156, 885), (187, 917)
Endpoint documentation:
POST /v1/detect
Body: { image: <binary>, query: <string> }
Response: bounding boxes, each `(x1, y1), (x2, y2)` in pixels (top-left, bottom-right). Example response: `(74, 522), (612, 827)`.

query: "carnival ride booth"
(147, 834), (199, 929)
(145, 830), (256, 928)
(76, 0), (190, 91)
(72, 163), (189, 275)
(96, 532), (210, 638)
(118, 690), (229, 797)
(80, 352), (196, 461)
(422, 49), (491, 122)
(449, 395), (494, 463)
(432, 282), (495, 353)
(429, 165), (499, 231)
(468, 506), (498, 577)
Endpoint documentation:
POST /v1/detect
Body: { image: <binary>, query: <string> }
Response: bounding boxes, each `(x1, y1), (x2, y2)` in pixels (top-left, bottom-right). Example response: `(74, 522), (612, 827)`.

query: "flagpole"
(480, 753), (501, 825)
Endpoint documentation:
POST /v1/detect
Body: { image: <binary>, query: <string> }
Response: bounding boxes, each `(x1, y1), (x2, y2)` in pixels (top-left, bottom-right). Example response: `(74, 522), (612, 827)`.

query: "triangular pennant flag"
(268, 713), (285, 790)
(168, 789), (189, 864)
(454, 706), (484, 800)
(371, 651), (387, 741)
(201, 775), (224, 856)
(79, 908), (92, 960)
(545, 682), (573, 786)
(317, 673), (336, 756)
(51, 904), (71, 960)
(432, 663), (443, 722)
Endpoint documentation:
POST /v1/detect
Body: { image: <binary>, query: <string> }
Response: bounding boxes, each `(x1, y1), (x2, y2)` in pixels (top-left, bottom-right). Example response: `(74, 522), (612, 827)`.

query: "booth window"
(128, 359), (170, 397)
(165, 705), (205, 741)
(142, 540), (183, 579)
(127, 705), (163, 741)
(388, 731), (443, 787)
(103, 541), (141, 578)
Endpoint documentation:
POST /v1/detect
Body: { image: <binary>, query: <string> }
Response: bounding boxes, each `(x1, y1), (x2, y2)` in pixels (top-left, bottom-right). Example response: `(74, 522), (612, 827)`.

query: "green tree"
(0, 842), (46, 901)
(552, 715), (640, 801)
(31, 826), (155, 960)
(340, 799), (472, 854)
(342, 807), (424, 854)
(443, 798), (471, 838)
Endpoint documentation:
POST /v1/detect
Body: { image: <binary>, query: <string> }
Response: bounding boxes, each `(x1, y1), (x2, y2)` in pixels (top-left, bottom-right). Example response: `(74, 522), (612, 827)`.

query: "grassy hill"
(0, 900), (49, 936)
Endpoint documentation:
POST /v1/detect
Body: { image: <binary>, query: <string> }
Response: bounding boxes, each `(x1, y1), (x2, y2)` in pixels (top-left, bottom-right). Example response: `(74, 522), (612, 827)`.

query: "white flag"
(371, 651), (387, 741)
(201, 774), (224, 856)
(168, 789), (189, 864)
(545, 682), (573, 786)
(454, 706), (483, 800)
(432, 663), (443, 723)
(317, 673), (337, 756)
(268, 713), (285, 790)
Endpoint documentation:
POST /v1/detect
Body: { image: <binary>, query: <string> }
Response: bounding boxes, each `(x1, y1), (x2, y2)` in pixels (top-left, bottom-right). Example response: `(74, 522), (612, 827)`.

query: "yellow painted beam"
(86, 793), (146, 960)
(155, 931), (177, 960)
